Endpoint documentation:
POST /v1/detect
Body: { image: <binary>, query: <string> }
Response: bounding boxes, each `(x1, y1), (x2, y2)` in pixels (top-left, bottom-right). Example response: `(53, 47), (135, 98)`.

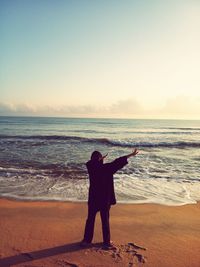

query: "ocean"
(0, 116), (200, 206)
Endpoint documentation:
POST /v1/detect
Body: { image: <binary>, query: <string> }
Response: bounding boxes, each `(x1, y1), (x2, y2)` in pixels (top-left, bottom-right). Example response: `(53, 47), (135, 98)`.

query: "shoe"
(79, 240), (92, 248)
(102, 241), (116, 250)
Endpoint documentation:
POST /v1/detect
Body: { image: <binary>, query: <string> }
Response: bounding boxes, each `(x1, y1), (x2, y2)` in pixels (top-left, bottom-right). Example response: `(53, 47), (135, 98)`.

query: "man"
(81, 148), (139, 249)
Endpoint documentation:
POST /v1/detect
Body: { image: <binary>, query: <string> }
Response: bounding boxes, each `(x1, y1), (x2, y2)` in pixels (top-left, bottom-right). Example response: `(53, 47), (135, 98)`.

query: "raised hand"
(127, 148), (139, 158)
(99, 153), (108, 161)
(102, 153), (108, 159)
(131, 148), (139, 156)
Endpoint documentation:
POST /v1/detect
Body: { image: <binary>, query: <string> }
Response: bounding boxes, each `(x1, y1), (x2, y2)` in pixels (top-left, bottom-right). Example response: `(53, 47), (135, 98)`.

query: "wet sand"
(0, 198), (200, 267)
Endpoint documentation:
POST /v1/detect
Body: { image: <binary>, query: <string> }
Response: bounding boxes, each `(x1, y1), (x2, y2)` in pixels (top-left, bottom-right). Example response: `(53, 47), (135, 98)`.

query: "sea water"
(0, 116), (200, 205)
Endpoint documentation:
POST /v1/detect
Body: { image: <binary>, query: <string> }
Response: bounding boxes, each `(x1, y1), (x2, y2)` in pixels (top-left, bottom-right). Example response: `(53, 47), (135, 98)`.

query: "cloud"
(0, 96), (199, 119)
(109, 99), (143, 115)
(0, 99), (144, 118)
(158, 96), (200, 119)
(0, 103), (39, 116)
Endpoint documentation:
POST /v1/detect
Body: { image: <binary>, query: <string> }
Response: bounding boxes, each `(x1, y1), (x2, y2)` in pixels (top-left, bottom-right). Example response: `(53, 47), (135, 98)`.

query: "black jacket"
(86, 156), (128, 210)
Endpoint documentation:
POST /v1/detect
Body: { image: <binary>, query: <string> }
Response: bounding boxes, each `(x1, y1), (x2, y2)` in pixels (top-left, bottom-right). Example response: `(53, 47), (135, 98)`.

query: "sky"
(0, 0), (200, 119)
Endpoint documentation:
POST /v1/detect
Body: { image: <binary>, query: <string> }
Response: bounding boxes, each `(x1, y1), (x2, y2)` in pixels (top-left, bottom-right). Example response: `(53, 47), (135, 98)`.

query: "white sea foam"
(1, 173), (200, 206)
(115, 174), (200, 205)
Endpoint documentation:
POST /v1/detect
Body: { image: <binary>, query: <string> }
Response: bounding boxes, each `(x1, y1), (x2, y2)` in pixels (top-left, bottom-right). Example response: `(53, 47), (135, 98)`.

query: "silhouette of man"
(81, 148), (139, 249)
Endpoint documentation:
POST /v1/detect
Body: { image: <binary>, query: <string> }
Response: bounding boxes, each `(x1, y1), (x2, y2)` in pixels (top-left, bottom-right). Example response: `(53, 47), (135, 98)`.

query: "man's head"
(91, 151), (103, 162)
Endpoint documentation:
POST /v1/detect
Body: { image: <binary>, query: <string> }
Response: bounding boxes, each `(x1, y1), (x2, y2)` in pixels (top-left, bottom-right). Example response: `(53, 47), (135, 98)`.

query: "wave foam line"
(0, 135), (200, 148)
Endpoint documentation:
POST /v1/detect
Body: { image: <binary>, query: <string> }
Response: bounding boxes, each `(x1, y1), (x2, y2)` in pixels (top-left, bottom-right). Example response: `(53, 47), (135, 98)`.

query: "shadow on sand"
(0, 242), (102, 267)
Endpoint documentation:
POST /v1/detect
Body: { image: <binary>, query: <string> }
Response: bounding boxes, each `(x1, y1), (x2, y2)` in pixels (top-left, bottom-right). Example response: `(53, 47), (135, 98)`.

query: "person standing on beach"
(81, 148), (139, 249)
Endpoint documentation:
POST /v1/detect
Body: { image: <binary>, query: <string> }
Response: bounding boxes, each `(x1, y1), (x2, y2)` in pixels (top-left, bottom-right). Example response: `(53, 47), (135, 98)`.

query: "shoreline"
(0, 198), (200, 267)
(0, 195), (199, 207)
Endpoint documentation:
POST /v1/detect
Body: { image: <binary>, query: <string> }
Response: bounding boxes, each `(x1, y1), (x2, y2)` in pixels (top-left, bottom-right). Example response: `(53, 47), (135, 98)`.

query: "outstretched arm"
(105, 148), (139, 174)
(125, 148), (139, 158)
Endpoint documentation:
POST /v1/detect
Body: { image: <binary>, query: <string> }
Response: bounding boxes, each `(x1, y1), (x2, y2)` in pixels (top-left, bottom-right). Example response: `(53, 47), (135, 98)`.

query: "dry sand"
(0, 198), (200, 267)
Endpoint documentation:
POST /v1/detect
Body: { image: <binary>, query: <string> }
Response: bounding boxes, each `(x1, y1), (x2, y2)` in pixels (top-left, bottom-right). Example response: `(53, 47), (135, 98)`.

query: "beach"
(0, 117), (200, 266)
(0, 198), (200, 267)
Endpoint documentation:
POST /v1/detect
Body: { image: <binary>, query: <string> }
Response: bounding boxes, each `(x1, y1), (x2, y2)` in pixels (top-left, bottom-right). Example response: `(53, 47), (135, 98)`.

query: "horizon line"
(0, 115), (199, 121)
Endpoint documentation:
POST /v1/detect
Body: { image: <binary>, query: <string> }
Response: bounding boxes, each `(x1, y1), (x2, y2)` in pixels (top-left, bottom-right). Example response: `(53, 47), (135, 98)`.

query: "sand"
(0, 198), (200, 267)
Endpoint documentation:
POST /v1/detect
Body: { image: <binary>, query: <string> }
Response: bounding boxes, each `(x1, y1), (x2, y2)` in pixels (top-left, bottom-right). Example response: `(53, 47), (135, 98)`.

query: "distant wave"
(122, 131), (199, 135)
(0, 134), (200, 148)
(0, 134), (88, 142)
(0, 161), (87, 179)
(163, 127), (200, 131)
(101, 139), (200, 148)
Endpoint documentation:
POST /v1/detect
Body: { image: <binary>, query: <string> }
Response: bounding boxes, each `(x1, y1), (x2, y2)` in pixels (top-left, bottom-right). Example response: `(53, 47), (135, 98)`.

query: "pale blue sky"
(0, 0), (200, 118)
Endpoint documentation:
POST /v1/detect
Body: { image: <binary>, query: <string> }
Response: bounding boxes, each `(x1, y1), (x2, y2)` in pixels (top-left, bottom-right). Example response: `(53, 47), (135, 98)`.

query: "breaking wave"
(0, 134), (200, 148)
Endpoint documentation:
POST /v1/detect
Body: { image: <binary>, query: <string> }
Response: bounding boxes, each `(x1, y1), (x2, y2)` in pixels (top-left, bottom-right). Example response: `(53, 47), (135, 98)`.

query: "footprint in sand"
(91, 242), (147, 266)
(57, 259), (79, 267)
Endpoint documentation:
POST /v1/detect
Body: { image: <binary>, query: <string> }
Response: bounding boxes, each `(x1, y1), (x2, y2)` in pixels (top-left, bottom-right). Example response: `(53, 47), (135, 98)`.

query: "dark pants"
(83, 205), (110, 245)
